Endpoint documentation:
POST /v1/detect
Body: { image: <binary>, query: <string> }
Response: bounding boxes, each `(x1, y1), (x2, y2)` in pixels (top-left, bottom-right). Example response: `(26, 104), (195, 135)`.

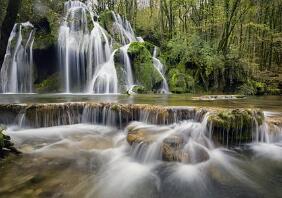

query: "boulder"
(0, 127), (20, 158)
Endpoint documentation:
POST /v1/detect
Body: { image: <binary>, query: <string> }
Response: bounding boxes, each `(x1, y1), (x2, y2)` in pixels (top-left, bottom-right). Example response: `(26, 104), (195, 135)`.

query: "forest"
(0, 0), (281, 95)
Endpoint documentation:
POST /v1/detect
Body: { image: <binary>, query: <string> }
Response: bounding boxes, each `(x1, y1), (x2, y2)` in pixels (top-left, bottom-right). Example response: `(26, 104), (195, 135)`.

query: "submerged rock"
(127, 123), (186, 162)
(161, 135), (187, 162)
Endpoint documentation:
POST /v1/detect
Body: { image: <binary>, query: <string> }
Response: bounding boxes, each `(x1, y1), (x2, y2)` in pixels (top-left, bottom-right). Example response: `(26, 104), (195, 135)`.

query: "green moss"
(35, 73), (60, 93)
(143, 41), (155, 55)
(131, 85), (146, 94)
(128, 42), (163, 91)
(208, 109), (265, 145)
(99, 10), (114, 32)
(18, 0), (63, 49)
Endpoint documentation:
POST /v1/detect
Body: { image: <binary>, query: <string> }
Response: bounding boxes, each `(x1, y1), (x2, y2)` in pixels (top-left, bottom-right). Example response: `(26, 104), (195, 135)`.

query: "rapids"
(0, 101), (282, 198)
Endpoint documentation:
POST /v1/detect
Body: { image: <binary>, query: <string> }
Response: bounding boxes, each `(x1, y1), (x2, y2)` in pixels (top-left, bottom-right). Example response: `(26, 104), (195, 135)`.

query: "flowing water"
(1, 0), (168, 94)
(0, 1), (281, 197)
(57, 0), (169, 94)
(0, 22), (34, 93)
(153, 47), (169, 94)
(0, 95), (281, 197)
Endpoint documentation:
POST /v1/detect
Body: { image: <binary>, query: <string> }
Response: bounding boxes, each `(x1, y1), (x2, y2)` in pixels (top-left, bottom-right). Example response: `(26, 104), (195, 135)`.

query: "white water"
(58, 1), (115, 93)
(0, 22), (34, 93)
(4, 111), (282, 197)
(58, 1), (169, 94)
(153, 47), (169, 93)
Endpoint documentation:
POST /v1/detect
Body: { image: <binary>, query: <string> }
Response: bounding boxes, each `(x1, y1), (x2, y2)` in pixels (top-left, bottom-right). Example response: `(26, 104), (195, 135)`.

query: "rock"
(161, 135), (187, 162)
(127, 124), (189, 162)
(208, 109), (264, 145)
(0, 127), (20, 158)
(128, 42), (163, 91)
(126, 123), (159, 145)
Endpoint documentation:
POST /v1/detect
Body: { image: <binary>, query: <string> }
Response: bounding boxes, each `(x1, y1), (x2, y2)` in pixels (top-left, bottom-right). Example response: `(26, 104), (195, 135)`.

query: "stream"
(0, 95), (281, 198)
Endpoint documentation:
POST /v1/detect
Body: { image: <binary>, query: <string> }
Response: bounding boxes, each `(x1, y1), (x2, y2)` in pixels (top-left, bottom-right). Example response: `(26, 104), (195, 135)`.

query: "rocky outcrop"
(208, 109), (264, 145)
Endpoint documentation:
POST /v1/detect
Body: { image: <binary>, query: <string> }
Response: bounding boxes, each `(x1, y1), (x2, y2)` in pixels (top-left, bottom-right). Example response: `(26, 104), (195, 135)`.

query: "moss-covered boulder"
(127, 42), (163, 91)
(208, 109), (264, 145)
(0, 127), (20, 158)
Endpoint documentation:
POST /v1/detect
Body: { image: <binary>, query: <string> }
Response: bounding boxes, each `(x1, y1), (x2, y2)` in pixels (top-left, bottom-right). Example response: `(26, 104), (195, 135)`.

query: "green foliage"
(131, 85), (146, 94)
(163, 35), (225, 92)
(35, 73), (60, 93)
(128, 42), (163, 91)
(238, 80), (267, 96)
(99, 10), (114, 32)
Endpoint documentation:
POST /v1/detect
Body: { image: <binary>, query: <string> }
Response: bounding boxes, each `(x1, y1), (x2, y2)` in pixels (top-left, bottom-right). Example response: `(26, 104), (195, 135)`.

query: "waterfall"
(111, 12), (137, 91)
(88, 50), (119, 93)
(120, 44), (134, 90)
(112, 11), (137, 45)
(153, 47), (169, 93)
(0, 22), (34, 93)
(58, 0), (169, 94)
(58, 1), (91, 93)
(58, 0), (116, 93)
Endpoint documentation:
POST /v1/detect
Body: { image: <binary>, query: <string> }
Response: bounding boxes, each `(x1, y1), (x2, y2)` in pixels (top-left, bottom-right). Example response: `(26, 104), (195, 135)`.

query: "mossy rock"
(99, 10), (114, 33)
(208, 109), (264, 145)
(143, 41), (155, 55)
(18, 0), (64, 50)
(128, 42), (163, 91)
(131, 85), (146, 94)
(35, 73), (60, 93)
(0, 127), (20, 158)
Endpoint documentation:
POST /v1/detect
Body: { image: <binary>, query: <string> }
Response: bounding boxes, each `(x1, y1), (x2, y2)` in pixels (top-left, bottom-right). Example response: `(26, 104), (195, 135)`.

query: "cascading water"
(58, 0), (170, 94)
(120, 44), (134, 90)
(153, 47), (169, 93)
(59, 0), (117, 93)
(0, 22), (34, 93)
(58, 1), (90, 93)
(112, 11), (137, 45)
(3, 103), (282, 197)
